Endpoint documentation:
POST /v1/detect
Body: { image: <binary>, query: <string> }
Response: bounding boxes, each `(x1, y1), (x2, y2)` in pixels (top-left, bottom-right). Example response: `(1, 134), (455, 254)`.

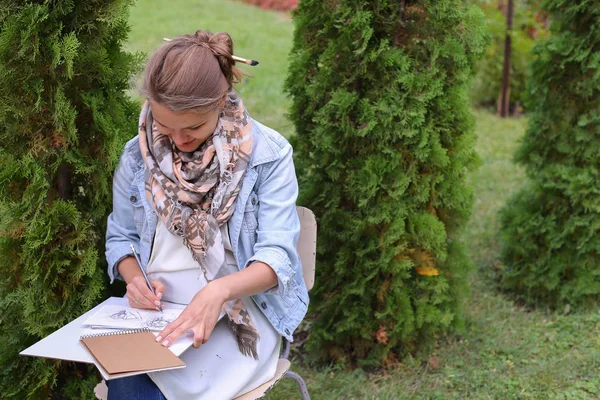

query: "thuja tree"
(0, 1), (140, 397)
(499, 1), (600, 308)
(286, 0), (487, 364)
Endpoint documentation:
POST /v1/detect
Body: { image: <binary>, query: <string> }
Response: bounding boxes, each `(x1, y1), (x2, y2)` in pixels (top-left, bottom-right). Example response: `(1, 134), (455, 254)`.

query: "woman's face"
(150, 101), (221, 152)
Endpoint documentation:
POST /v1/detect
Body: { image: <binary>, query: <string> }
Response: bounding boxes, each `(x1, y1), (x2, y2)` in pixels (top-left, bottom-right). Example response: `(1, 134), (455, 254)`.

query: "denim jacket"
(105, 119), (308, 341)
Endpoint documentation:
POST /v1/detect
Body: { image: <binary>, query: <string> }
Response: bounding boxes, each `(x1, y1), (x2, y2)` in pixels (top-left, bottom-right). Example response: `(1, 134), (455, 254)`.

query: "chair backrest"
(296, 206), (316, 292)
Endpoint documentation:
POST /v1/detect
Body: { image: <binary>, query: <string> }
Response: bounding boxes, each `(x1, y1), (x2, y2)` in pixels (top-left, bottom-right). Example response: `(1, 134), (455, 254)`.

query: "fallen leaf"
(428, 356), (440, 369)
(416, 266), (439, 276)
(374, 325), (389, 345)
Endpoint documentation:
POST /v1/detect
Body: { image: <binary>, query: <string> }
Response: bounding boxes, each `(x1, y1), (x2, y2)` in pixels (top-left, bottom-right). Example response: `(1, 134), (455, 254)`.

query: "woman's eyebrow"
(153, 116), (167, 127)
(185, 121), (205, 129)
(153, 117), (205, 129)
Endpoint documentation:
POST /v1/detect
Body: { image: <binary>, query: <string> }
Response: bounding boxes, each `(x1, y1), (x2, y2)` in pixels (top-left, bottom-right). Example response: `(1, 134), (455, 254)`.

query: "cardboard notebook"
(80, 328), (185, 377)
(20, 297), (193, 381)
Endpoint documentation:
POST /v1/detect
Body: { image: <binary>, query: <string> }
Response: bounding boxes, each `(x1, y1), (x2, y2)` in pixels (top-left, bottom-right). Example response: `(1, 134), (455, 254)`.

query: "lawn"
(127, 1), (600, 398)
(266, 111), (600, 400)
(126, 0), (294, 137)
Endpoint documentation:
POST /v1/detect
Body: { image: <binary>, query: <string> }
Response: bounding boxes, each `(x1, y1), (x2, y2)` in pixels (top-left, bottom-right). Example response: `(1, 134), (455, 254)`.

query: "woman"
(104, 30), (308, 399)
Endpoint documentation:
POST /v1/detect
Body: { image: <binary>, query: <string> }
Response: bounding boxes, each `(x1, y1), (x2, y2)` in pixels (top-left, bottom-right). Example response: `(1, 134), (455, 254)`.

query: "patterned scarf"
(138, 92), (259, 359)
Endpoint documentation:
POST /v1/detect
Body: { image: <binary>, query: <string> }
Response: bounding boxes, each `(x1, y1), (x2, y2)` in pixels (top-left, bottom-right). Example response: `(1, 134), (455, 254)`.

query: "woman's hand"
(126, 275), (165, 311)
(156, 280), (229, 348)
(118, 256), (165, 310)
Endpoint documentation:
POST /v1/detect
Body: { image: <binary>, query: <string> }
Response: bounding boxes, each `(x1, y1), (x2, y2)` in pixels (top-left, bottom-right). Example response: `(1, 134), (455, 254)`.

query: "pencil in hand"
(129, 244), (164, 313)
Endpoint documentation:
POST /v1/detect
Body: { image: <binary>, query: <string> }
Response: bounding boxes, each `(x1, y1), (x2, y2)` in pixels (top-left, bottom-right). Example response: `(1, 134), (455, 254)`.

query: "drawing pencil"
(231, 55), (259, 66)
(162, 38), (259, 66)
(130, 244), (163, 313)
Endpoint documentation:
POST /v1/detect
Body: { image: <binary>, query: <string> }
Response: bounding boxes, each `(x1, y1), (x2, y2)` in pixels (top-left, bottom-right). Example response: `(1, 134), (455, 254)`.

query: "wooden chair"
(233, 206), (315, 400)
(95, 206), (316, 400)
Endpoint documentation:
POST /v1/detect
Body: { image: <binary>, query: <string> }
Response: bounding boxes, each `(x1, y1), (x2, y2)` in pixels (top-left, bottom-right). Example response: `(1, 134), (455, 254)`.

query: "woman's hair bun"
(194, 30), (242, 88)
(141, 29), (245, 112)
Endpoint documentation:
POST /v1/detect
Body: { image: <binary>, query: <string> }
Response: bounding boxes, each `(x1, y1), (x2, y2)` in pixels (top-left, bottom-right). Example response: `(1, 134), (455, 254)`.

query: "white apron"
(146, 220), (280, 399)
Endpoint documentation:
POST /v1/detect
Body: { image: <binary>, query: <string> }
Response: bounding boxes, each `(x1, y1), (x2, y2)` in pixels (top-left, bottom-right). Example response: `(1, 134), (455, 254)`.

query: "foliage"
(0, 0), (141, 398)
(268, 281), (600, 399)
(286, 0), (487, 365)
(499, 0), (600, 308)
(120, 1), (600, 395)
(267, 111), (600, 400)
(470, 0), (549, 113)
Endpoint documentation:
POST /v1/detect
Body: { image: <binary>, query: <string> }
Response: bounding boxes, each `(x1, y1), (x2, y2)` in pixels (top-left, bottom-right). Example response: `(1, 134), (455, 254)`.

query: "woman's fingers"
(192, 325), (206, 349)
(157, 316), (188, 346)
(150, 279), (165, 300)
(202, 323), (215, 344)
(126, 283), (153, 309)
(131, 276), (162, 309)
(156, 286), (223, 347)
(158, 320), (213, 349)
(126, 289), (138, 308)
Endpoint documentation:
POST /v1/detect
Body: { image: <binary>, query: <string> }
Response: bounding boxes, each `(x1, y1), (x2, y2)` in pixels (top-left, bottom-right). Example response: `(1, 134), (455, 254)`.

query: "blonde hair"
(141, 30), (243, 112)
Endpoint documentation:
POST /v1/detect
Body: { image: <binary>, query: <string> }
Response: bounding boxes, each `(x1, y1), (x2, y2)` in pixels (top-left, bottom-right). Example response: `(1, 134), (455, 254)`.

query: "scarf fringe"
(229, 319), (259, 360)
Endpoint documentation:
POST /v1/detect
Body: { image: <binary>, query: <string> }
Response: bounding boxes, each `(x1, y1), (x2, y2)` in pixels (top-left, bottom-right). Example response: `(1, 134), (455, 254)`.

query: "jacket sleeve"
(244, 144), (304, 298)
(105, 149), (139, 283)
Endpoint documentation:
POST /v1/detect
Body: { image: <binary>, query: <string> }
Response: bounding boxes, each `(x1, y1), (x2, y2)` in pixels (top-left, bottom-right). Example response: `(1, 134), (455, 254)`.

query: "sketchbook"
(83, 303), (185, 331)
(20, 297), (195, 381)
(80, 328), (185, 377)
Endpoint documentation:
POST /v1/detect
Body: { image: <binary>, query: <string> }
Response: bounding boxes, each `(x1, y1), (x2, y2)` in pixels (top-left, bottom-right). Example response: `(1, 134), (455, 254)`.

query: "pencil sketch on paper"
(145, 316), (173, 329)
(83, 304), (184, 331)
(110, 309), (142, 320)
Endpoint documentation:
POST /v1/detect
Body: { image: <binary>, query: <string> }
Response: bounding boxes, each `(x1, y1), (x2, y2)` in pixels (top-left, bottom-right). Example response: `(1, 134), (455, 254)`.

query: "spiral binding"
(80, 327), (150, 340)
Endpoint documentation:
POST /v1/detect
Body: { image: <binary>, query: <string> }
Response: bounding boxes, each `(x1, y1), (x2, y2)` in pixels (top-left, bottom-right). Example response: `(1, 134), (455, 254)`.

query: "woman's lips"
(176, 139), (195, 147)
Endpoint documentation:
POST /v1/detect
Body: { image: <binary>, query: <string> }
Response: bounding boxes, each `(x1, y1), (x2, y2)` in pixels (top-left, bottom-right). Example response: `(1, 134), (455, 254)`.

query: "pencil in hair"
(163, 37), (258, 66)
(232, 55), (259, 66)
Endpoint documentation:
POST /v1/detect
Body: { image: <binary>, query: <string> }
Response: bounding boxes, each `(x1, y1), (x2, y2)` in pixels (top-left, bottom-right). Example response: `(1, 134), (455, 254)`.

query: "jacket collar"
(248, 121), (280, 168)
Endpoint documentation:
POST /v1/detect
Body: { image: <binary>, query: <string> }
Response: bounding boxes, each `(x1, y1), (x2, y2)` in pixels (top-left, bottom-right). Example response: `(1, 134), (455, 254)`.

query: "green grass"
(126, 0), (294, 137)
(265, 111), (600, 400)
(126, 2), (600, 399)
(464, 111), (528, 270)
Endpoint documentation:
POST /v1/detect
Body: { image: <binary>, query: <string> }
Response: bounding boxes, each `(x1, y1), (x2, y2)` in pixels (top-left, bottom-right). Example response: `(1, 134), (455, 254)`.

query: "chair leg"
(281, 338), (291, 360)
(282, 370), (310, 400)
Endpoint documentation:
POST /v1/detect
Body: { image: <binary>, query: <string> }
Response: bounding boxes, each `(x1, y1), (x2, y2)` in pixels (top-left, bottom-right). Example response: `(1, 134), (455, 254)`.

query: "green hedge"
(500, 0), (600, 308)
(0, 1), (140, 397)
(286, 0), (487, 365)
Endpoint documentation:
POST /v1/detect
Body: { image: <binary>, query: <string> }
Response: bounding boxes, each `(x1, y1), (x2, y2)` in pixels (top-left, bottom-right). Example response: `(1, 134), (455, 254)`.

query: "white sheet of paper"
(83, 303), (186, 331)
(20, 297), (195, 381)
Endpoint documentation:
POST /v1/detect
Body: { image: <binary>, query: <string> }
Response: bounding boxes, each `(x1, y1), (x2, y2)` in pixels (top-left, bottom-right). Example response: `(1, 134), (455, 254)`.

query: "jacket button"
(251, 197), (257, 206)
(285, 329), (290, 335)
(130, 195), (137, 203)
(260, 302), (267, 309)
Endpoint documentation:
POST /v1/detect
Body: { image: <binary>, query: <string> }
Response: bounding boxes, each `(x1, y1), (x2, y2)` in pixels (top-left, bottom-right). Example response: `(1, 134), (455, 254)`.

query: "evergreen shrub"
(499, 0), (600, 308)
(286, 0), (487, 365)
(0, 1), (141, 397)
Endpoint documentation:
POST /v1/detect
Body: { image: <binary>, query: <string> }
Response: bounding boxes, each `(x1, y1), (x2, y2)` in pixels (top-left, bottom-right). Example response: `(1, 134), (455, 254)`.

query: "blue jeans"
(107, 374), (166, 400)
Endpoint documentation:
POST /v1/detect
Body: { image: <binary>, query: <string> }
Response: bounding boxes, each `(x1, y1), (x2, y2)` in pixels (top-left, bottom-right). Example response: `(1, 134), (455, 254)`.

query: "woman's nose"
(171, 131), (190, 144)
